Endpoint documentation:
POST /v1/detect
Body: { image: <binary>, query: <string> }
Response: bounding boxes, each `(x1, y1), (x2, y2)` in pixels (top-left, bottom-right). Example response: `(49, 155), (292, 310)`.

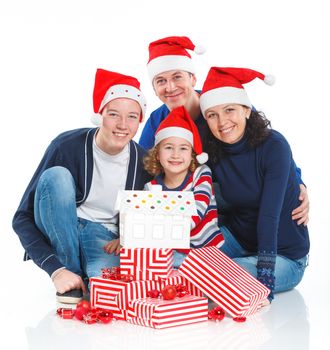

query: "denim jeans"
(34, 166), (120, 279)
(219, 225), (309, 293)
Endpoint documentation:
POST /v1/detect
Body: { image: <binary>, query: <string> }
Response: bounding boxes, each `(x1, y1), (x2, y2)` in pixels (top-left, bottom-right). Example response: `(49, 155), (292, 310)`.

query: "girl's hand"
(104, 239), (122, 255)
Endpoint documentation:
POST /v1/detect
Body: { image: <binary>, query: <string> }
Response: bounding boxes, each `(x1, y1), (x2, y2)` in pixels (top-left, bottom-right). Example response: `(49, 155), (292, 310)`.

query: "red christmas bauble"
(75, 306), (89, 320)
(76, 300), (90, 311)
(161, 285), (177, 300)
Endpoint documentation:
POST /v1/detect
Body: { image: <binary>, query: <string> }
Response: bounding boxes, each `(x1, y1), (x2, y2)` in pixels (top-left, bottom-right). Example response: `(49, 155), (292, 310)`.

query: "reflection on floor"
(19, 289), (309, 350)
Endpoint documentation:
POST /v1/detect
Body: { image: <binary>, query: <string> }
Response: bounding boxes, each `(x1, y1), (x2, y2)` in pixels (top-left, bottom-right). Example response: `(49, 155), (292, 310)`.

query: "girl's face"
(158, 136), (193, 177)
(204, 104), (251, 144)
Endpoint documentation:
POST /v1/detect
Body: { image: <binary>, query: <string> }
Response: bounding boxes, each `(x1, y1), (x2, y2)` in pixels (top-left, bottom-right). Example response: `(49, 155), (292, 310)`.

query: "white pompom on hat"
(200, 67), (275, 116)
(155, 105), (208, 164)
(91, 69), (147, 126)
(147, 36), (205, 81)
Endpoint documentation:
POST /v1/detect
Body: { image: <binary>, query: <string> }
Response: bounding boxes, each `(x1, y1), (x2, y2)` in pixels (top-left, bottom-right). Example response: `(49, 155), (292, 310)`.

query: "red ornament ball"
(76, 300), (90, 311)
(161, 285), (177, 300)
(75, 306), (89, 320)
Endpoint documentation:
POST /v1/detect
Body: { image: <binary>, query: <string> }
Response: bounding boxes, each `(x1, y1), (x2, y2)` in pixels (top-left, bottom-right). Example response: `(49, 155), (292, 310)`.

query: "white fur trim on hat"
(194, 45), (206, 55)
(200, 87), (252, 116)
(99, 84), (147, 121)
(91, 113), (102, 126)
(264, 74), (275, 85)
(148, 55), (196, 81)
(155, 127), (193, 146)
(196, 152), (208, 164)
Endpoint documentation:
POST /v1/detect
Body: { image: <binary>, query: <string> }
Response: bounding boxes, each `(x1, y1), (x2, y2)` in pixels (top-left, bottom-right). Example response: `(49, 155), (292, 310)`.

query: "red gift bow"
(175, 283), (189, 297)
(57, 308), (74, 319)
(208, 306), (225, 321)
(56, 307), (114, 324)
(101, 267), (134, 282)
(147, 283), (190, 300)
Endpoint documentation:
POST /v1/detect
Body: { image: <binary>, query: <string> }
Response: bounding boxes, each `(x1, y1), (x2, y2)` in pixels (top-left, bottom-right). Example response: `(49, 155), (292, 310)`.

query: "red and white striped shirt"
(145, 165), (224, 252)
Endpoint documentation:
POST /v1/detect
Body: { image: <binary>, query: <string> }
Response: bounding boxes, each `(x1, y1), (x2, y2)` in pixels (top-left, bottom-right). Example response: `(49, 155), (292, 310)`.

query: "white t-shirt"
(76, 137), (129, 234)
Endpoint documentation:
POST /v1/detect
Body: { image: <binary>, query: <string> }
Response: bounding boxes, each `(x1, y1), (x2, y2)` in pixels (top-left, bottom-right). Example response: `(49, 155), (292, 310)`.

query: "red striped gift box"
(120, 248), (173, 281)
(127, 295), (208, 329)
(178, 247), (270, 317)
(90, 277), (160, 320)
(159, 270), (204, 297)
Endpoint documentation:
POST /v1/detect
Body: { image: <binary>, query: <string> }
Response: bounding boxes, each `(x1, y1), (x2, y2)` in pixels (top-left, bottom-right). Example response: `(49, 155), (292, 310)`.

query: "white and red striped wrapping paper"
(90, 277), (159, 320)
(127, 295), (208, 329)
(178, 246), (270, 318)
(120, 248), (173, 280)
(159, 270), (204, 297)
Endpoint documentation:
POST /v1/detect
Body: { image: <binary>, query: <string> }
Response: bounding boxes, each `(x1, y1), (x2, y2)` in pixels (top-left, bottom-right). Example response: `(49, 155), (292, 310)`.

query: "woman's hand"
(104, 239), (122, 255)
(292, 184), (309, 226)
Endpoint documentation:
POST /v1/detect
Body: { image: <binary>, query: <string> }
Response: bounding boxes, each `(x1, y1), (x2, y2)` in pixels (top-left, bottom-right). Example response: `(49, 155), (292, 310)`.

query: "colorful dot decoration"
(123, 192), (193, 212)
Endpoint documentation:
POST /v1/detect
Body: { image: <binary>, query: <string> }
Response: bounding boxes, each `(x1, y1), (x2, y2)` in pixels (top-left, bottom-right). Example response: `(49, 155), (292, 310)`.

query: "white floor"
(1, 242), (329, 350)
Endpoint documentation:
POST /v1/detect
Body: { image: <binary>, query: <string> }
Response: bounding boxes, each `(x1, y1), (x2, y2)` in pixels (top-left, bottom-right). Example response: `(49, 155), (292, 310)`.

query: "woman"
(200, 67), (310, 302)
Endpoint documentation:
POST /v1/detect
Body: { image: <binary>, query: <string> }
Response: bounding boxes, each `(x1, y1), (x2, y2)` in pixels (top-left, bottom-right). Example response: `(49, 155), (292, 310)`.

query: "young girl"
(143, 105), (224, 267)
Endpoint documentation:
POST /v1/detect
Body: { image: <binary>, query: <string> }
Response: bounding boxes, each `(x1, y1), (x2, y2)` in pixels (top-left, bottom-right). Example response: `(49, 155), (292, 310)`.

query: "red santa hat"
(200, 67), (275, 116)
(147, 36), (205, 81)
(155, 105), (208, 164)
(91, 69), (147, 126)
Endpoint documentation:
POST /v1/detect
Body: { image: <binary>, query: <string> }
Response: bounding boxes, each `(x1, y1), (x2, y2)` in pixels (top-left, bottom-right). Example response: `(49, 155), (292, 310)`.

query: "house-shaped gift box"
(116, 186), (197, 249)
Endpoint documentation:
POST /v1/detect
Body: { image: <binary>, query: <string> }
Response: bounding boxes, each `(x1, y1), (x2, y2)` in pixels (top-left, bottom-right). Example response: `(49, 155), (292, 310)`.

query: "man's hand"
(104, 239), (122, 255)
(52, 269), (87, 294)
(292, 184), (309, 226)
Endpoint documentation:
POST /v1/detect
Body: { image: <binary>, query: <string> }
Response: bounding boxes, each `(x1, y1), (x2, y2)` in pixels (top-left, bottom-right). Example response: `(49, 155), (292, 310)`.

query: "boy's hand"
(52, 268), (87, 294)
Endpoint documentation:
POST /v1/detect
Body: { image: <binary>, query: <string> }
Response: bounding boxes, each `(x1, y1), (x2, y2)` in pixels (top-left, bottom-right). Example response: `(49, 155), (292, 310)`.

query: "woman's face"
(204, 104), (251, 144)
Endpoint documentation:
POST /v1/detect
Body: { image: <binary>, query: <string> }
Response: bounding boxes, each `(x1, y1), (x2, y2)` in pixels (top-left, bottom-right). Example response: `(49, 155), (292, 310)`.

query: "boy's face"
(153, 70), (196, 111)
(96, 98), (141, 155)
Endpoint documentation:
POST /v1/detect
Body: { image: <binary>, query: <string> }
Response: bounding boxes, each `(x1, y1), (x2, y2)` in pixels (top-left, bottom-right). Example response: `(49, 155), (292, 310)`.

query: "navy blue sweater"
(12, 128), (151, 276)
(211, 130), (310, 260)
(138, 96), (206, 150)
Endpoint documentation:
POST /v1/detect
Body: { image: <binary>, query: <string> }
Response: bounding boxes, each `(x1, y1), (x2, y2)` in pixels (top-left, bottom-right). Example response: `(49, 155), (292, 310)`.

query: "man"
(139, 36), (309, 225)
(139, 36), (205, 150)
(12, 69), (151, 303)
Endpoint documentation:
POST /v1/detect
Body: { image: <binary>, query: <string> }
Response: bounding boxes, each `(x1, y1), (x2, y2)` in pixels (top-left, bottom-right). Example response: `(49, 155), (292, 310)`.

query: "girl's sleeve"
(190, 165), (214, 229)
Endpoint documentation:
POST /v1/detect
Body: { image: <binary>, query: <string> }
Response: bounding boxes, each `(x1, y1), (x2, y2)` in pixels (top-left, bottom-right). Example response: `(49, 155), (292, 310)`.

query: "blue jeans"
(219, 225), (308, 293)
(34, 166), (120, 280)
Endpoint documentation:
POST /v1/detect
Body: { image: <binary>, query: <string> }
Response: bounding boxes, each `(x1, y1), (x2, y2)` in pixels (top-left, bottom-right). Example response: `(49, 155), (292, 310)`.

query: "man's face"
(153, 70), (197, 111)
(96, 98), (141, 155)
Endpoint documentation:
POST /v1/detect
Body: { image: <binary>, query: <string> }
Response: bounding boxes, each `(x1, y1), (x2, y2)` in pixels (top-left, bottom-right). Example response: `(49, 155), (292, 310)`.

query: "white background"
(1, 1), (329, 349)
